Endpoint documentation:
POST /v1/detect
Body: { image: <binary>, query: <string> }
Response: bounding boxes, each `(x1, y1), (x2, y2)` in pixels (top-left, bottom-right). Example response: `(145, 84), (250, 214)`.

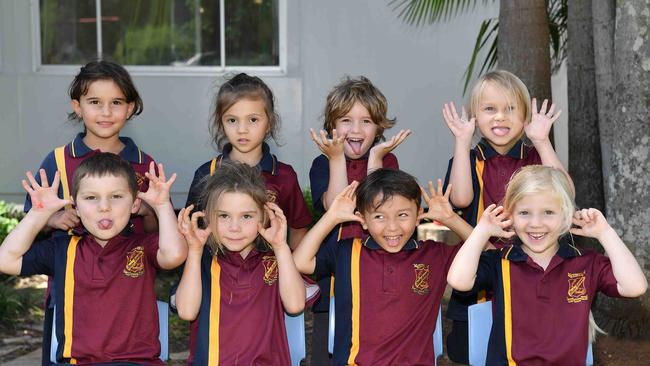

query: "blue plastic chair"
(50, 300), (169, 363)
(284, 312), (306, 366)
(327, 296), (444, 364)
(467, 300), (593, 366)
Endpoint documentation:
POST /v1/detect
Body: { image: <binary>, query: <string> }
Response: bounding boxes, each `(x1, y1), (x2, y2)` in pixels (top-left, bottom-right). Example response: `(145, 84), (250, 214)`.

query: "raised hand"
(46, 208), (80, 231)
(476, 204), (514, 239)
(326, 181), (364, 224)
(570, 208), (612, 240)
(442, 102), (475, 147)
(418, 179), (454, 223)
(369, 129), (411, 159)
(258, 202), (288, 250)
(310, 128), (346, 159)
(177, 205), (210, 251)
(138, 162), (177, 209)
(22, 170), (70, 214)
(526, 98), (561, 144)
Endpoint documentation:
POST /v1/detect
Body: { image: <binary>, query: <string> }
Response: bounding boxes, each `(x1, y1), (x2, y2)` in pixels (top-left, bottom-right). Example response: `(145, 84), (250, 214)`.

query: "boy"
(0, 153), (187, 365)
(293, 169), (472, 365)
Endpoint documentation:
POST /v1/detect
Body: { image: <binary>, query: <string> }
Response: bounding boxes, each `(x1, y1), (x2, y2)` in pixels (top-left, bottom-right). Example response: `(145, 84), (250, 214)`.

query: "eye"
(89, 100), (100, 105)
(84, 195), (96, 200)
(518, 210), (529, 216)
(398, 212), (409, 218)
(250, 117), (258, 124)
(483, 106), (494, 112)
(508, 105), (516, 112)
(225, 118), (236, 124)
(362, 119), (373, 124)
(242, 214), (254, 220)
(373, 214), (384, 220)
(218, 213), (229, 219)
(339, 118), (351, 124)
(111, 194), (123, 199)
(544, 210), (555, 215)
(112, 100), (123, 105)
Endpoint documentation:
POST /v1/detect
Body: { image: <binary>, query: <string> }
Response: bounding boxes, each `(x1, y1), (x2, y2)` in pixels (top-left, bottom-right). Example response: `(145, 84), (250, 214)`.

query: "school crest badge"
(412, 263), (430, 295)
(135, 172), (146, 189)
(262, 256), (278, 285)
(266, 189), (278, 203)
(124, 246), (145, 278)
(566, 271), (588, 303)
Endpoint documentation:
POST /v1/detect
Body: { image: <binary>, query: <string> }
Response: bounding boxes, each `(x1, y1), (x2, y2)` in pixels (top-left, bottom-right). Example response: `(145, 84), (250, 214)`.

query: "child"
(447, 165), (647, 365)
(441, 69), (573, 363)
(308, 76), (410, 363)
(175, 161), (314, 365)
(185, 73), (311, 249)
(0, 153), (187, 365)
(293, 169), (474, 366)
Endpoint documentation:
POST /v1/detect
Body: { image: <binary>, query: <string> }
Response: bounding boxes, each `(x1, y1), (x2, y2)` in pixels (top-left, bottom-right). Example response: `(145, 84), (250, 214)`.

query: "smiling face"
(334, 102), (379, 159)
(221, 98), (270, 163)
(210, 191), (264, 259)
(71, 79), (135, 147)
(475, 83), (525, 154)
(511, 192), (564, 264)
(73, 174), (139, 247)
(359, 194), (421, 253)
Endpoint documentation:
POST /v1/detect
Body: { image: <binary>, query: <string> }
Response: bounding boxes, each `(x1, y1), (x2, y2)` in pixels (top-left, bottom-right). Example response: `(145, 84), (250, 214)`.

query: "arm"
(367, 129), (412, 171)
(0, 170), (70, 275)
(175, 206), (210, 321)
(442, 102), (476, 208)
(310, 129), (349, 210)
(419, 180), (473, 242)
(447, 205), (514, 291)
(259, 203), (305, 314)
(138, 162), (188, 270)
(288, 227), (308, 251)
(293, 182), (362, 274)
(571, 208), (648, 297)
(525, 98), (575, 193)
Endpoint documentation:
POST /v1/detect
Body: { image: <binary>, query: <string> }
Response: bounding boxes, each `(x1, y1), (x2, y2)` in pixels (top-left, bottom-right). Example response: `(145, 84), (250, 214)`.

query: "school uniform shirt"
(24, 132), (156, 235)
(472, 236), (622, 365)
(309, 152), (399, 312)
(20, 231), (163, 365)
(443, 138), (541, 321)
(185, 142), (312, 230)
(314, 235), (460, 366)
(189, 247), (292, 366)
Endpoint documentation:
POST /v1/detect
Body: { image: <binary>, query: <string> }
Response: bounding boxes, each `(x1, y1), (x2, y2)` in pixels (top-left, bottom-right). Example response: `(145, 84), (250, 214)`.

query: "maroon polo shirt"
(474, 237), (622, 365)
(190, 247), (291, 365)
(314, 236), (460, 365)
(21, 232), (163, 365)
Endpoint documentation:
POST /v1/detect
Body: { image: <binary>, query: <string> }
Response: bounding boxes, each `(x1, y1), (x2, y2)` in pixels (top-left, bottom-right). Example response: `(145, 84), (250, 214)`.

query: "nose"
(229, 218), (241, 231)
(350, 120), (361, 133)
(237, 121), (248, 133)
(386, 218), (399, 231)
(529, 213), (542, 226)
(101, 103), (112, 116)
(98, 198), (110, 212)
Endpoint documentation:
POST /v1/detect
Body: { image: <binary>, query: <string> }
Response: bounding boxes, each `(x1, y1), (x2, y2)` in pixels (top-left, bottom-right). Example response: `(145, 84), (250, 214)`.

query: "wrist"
(151, 201), (174, 213)
(596, 226), (618, 242)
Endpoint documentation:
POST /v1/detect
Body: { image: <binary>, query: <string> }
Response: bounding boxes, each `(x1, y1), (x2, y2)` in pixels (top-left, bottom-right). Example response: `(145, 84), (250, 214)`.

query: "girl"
(24, 60), (156, 366)
(308, 75), (410, 364)
(441, 69), (573, 363)
(447, 165), (647, 365)
(176, 161), (307, 365)
(185, 73), (311, 250)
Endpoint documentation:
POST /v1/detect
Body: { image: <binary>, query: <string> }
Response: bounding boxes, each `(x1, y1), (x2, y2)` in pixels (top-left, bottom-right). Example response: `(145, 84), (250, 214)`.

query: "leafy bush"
(0, 201), (22, 242)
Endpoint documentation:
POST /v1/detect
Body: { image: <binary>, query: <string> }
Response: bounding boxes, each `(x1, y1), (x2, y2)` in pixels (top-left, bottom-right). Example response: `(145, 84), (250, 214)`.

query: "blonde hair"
(199, 161), (270, 255)
(469, 70), (532, 124)
(323, 76), (396, 142)
(503, 165), (574, 235)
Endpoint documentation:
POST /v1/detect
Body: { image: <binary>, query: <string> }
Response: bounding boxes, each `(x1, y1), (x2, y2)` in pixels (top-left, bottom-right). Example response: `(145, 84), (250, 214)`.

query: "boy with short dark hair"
(0, 152), (187, 365)
(293, 168), (472, 365)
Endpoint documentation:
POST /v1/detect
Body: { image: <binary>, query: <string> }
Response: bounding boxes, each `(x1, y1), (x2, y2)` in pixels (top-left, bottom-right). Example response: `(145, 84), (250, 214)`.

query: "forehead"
(215, 191), (261, 212)
(367, 194), (418, 213)
(77, 174), (131, 192)
(224, 97), (267, 115)
(514, 192), (562, 208)
(479, 82), (517, 105)
(83, 79), (126, 98)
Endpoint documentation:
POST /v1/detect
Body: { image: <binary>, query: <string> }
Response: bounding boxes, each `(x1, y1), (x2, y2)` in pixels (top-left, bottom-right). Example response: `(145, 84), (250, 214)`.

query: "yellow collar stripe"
(54, 146), (71, 208)
(63, 236), (81, 361)
(347, 238), (362, 365)
(501, 258), (516, 365)
(208, 258), (221, 365)
(210, 158), (217, 176)
(475, 159), (485, 219)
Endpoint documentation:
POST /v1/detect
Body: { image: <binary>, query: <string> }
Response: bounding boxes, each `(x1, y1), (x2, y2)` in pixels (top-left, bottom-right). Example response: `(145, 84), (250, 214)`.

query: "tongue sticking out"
(347, 140), (364, 155)
(492, 127), (510, 137)
(98, 219), (113, 230)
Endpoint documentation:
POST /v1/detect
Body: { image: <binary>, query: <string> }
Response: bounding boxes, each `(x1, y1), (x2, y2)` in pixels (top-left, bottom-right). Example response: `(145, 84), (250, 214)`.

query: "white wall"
(0, 0), (568, 207)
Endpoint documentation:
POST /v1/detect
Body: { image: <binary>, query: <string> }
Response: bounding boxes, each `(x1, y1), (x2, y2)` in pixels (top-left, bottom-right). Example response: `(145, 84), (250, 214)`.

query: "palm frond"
(389, 0), (493, 26)
(548, 0), (567, 73)
(461, 18), (498, 94)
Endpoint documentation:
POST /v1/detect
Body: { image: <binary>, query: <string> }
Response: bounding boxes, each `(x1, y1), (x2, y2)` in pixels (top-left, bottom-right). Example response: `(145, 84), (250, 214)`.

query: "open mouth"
(527, 232), (547, 240)
(98, 219), (113, 230)
(346, 138), (364, 155)
(384, 235), (402, 247)
(491, 127), (510, 137)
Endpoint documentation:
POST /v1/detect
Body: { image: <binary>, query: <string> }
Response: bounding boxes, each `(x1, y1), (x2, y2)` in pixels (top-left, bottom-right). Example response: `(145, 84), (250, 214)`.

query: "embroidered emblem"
(262, 256), (278, 285)
(567, 271), (588, 303)
(124, 246), (145, 278)
(135, 172), (146, 189)
(266, 189), (277, 203)
(412, 264), (430, 295)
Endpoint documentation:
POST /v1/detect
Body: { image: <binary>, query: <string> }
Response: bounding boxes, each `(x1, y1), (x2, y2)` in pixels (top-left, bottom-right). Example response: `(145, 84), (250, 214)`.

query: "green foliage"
(303, 188), (322, 227)
(0, 201), (22, 243)
(0, 281), (44, 331)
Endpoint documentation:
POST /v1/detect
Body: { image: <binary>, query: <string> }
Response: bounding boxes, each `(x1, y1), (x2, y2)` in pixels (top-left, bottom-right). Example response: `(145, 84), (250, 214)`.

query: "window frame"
(30, 0), (287, 76)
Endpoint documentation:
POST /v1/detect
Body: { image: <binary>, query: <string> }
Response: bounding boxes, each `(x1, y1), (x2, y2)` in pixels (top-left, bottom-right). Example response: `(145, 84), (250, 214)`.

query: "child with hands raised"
(0, 153), (186, 365)
(294, 169), (473, 366)
(447, 165), (647, 365)
(441, 69), (573, 364)
(175, 161), (312, 366)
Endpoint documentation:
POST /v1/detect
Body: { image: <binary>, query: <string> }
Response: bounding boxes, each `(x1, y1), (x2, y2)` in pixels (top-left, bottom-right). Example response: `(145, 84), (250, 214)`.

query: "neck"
(239, 244), (254, 259)
(229, 145), (264, 167)
(83, 134), (125, 154)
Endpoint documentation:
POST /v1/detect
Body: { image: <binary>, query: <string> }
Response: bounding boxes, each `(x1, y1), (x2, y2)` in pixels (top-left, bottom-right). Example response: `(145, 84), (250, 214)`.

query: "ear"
(127, 101), (135, 120)
(417, 207), (425, 223)
(131, 197), (142, 215)
(355, 211), (367, 230)
(70, 99), (82, 118)
(71, 197), (79, 215)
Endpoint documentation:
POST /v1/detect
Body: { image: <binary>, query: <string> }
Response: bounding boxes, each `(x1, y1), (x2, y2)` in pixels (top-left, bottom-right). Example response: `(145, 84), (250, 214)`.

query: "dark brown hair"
(355, 168), (421, 214)
(71, 152), (138, 200)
